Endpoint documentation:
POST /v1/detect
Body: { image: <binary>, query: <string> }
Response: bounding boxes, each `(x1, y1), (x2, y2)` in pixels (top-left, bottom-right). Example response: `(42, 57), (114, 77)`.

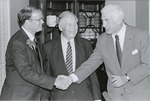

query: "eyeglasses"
(29, 18), (44, 21)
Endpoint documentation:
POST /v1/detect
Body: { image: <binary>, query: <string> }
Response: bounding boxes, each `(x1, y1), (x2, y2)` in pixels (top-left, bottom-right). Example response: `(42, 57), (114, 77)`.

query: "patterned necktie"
(115, 35), (122, 66)
(33, 38), (37, 51)
(66, 41), (73, 74)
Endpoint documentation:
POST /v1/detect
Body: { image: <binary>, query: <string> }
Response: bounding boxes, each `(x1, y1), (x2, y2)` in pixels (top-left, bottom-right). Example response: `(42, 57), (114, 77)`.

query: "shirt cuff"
(125, 74), (130, 81)
(70, 73), (79, 82)
(94, 100), (102, 101)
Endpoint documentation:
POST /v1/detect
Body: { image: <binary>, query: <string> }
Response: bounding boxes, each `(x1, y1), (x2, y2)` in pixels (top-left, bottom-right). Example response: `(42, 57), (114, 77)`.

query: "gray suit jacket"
(0, 28), (55, 100)
(74, 25), (150, 101)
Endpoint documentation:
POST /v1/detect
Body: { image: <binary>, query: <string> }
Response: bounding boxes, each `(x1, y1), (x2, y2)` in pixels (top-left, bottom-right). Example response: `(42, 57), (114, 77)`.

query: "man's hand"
(54, 75), (73, 90)
(111, 75), (129, 88)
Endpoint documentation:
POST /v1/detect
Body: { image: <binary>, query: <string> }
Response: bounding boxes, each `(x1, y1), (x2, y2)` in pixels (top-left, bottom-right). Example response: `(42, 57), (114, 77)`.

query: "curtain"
(0, 0), (10, 94)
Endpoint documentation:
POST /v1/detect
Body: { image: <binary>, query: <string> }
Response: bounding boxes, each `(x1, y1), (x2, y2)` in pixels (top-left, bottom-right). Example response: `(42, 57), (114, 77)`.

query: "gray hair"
(101, 4), (124, 21)
(58, 11), (78, 30)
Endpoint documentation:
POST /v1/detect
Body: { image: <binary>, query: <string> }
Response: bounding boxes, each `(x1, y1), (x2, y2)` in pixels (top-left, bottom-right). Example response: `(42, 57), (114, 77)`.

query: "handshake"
(54, 75), (74, 90)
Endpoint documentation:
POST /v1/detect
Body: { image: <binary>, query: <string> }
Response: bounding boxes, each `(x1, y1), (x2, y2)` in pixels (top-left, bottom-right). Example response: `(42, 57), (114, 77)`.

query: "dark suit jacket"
(42, 36), (101, 101)
(74, 25), (150, 101)
(0, 28), (55, 100)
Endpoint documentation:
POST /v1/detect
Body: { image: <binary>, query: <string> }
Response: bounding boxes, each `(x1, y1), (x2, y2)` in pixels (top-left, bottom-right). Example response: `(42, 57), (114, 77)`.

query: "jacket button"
(121, 93), (123, 96)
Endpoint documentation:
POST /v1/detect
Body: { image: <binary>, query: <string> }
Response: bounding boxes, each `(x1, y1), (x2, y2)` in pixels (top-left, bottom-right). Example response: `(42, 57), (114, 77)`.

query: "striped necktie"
(115, 35), (122, 66)
(66, 41), (73, 74)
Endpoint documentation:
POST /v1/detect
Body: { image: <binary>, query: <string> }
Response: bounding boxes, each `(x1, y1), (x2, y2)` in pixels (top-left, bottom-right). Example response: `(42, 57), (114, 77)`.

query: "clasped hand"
(54, 75), (73, 90)
(111, 75), (128, 88)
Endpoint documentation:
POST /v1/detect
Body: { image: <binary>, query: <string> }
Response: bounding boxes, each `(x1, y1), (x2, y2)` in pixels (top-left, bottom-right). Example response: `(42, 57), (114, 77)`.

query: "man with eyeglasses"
(0, 6), (72, 101)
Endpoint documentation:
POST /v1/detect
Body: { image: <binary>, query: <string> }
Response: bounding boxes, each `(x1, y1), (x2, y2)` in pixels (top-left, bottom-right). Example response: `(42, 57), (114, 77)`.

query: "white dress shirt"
(61, 34), (76, 72)
(112, 23), (126, 52)
(22, 26), (35, 41)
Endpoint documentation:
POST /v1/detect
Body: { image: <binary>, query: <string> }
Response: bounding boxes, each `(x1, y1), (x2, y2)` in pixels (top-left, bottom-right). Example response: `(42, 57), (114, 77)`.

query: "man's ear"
(25, 20), (30, 26)
(59, 24), (63, 31)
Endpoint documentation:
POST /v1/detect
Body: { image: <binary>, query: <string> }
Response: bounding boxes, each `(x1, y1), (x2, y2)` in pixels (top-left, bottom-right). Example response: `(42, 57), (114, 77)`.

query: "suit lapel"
(107, 34), (121, 71)
(121, 26), (135, 69)
(36, 46), (44, 73)
(20, 28), (37, 53)
(20, 28), (30, 42)
(74, 38), (84, 69)
(20, 28), (42, 72)
(56, 39), (69, 74)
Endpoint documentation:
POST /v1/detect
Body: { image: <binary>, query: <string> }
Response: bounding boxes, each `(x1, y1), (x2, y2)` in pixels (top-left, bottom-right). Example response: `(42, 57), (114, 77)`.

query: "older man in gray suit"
(60, 4), (150, 101)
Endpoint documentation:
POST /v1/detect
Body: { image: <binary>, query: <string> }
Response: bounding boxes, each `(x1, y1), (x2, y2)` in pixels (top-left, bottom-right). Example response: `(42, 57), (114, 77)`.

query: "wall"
(136, 0), (149, 31)
(149, 0), (150, 33)
(106, 0), (149, 31)
(10, 0), (29, 35)
(105, 0), (136, 26)
(0, 0), (11, 94)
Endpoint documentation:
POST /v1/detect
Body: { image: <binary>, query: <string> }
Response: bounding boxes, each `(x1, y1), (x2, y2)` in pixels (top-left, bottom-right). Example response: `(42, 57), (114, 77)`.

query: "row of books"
(79, 29), (100, 40)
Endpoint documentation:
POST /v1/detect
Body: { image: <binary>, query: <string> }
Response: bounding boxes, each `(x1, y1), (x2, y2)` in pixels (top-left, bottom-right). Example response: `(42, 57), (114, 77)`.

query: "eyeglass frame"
(28, 18), (44, 21)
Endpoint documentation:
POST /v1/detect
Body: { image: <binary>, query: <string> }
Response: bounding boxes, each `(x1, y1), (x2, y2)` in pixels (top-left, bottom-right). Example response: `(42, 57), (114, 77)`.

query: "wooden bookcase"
(30, 0), (105, 46)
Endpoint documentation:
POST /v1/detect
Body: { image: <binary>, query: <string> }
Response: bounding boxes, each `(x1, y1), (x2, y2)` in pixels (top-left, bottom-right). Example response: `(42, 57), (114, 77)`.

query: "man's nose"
(41, 19), (44, 24)
(102, 22), (106, 27)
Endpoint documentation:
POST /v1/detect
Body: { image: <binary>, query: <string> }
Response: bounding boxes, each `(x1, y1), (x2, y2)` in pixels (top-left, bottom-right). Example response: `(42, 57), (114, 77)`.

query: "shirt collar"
(112, 23), (126, 37)
(22, 26), (35, 41)
(117, 23), (126, 37)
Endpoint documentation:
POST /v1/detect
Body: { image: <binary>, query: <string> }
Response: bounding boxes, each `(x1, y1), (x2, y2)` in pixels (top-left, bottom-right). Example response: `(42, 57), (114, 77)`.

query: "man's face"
(101, 13), (121, 35)
(28, 10), (44, 33)
(61, 16), (78, 40)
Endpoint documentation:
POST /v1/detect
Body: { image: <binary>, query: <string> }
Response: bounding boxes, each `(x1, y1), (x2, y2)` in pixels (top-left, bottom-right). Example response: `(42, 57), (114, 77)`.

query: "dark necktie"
(115, 35), (122, 66)
(66, 41), (73, 74)
(34, 38), (43, 73)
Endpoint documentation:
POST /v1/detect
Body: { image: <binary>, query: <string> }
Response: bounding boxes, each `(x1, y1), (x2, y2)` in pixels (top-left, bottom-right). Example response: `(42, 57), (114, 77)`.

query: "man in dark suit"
(61, 4), (150, 101)
(42, 11), (101, 101)
(0, 6), (72, 100)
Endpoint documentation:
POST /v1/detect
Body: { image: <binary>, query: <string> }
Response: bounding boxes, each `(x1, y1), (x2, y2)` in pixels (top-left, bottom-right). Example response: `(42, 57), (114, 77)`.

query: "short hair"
(17, 6), (42, 27)
(58, 11), (78, 30)
(101, 4), (124, 21)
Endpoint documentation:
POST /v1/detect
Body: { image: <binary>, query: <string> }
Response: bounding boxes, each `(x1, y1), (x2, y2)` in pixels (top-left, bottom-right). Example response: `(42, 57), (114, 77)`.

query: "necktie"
(66, 41), (73, 74)
(34, 38), (43, 73)
(115, 35), (122, 66)
(34, 38), (39, 54)
(33, 38), (37, 51)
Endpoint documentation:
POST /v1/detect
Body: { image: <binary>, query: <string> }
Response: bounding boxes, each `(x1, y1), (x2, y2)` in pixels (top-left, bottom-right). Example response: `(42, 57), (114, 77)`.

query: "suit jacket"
(0, 28), (55, 100)
(42, 36), (101, 101)
(74, 25), (150, 101)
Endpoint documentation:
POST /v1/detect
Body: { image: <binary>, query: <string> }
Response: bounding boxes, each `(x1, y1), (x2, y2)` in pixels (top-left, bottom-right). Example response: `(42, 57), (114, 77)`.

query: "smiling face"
(58, 12), (78, 40)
